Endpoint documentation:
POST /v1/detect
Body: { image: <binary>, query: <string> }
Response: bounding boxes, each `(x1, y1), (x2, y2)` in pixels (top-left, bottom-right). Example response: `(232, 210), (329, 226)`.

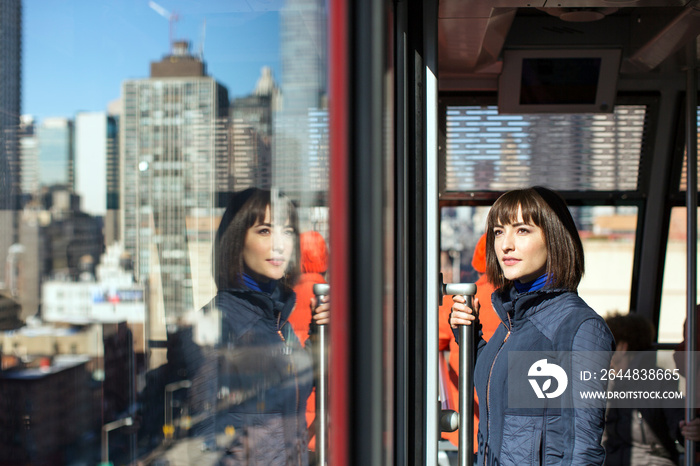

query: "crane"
(148, 1), (179, 54)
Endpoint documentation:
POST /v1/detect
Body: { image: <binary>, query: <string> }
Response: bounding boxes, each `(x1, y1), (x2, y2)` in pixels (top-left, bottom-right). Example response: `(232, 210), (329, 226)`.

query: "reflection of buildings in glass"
(120, 40), (229, 319)
(275, 0), (328, 203)
(39, 244), (144, 421)
(19, 115), (40, 202)
(0, 355), (96, 465)
(38, 117), (74, 189)
(11, 188), (104, 321)
(75, 111), (120, 247)
(0, 293), (22, 331)
(106, 116), (121, 246)
(75, 112), (118, 217)
(0, 0), (22, 287)
(39, 188), (104, 280)
(0, 324), (138, 438)
(229, 67), (279, 190)
(42, 243), (146, 326)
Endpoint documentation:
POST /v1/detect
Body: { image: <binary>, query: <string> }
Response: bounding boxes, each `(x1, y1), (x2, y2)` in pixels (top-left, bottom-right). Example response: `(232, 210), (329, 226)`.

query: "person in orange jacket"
(438, 233), (500, 451)
(290, 230), (329, 454)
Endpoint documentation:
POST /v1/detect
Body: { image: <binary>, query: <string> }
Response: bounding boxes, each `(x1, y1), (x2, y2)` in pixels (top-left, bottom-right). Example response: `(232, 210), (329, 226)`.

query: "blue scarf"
(514, 273), (549, 293)
(242, 273), (277, 294)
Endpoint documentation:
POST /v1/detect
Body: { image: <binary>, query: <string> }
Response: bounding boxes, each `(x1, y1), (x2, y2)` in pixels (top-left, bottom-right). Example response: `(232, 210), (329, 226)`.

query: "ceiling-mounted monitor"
(498, 48), (622, 114)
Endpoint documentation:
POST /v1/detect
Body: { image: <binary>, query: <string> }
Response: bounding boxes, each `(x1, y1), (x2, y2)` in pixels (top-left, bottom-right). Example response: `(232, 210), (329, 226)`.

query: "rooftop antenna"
(148, 1), (179, 54)
(198, 18), (206, 60)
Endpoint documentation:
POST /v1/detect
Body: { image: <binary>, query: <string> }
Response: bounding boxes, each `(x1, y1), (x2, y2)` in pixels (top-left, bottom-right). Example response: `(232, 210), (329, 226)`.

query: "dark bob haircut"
(214, 188), (300, 290)
(485, 186), (584, 292)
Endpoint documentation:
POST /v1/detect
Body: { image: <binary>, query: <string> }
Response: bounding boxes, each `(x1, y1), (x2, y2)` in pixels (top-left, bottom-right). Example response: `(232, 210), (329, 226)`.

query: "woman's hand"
(311, 295), (330, 326)
(449, 295), (480, 328)
(680, 417), (700, 442)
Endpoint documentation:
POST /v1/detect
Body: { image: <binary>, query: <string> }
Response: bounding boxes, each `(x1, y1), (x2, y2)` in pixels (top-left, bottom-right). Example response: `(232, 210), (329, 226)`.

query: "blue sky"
(23, 0), (281, 122)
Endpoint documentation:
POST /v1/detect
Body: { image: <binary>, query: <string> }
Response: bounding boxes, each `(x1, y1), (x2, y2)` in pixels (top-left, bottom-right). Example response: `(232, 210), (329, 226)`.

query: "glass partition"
(440, 205), (637, 318)
(0, 2), (330, 465)
(658, 207), (700, 343)
(442, 104), (646, 193)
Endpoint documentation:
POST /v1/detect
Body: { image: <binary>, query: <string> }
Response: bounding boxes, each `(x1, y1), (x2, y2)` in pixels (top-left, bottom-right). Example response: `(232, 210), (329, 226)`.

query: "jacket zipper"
(277, 312), (286, 342)
(486, 314), (512, 453)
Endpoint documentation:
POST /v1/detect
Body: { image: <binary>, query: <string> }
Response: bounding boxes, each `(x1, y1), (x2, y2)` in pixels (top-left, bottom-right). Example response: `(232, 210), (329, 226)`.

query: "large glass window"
(442, 104), (646, 193)
(440, 205), (637, 318)
(658, 208), (700, 343)
(0, 2), (330, 465)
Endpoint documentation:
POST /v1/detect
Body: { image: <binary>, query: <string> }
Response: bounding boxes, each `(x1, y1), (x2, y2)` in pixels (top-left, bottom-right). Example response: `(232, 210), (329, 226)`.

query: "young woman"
(212, 187), (329, 465)
(449, 186), (615, 465)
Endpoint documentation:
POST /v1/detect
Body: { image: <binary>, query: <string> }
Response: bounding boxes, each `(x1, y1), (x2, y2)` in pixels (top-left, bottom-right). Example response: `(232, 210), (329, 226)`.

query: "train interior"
(426, 2), (700, 464)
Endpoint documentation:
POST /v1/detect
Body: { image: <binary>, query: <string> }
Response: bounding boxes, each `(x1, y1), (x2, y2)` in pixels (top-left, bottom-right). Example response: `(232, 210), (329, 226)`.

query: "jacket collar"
(218, 284), (296, 322)
(492, 286), (569, 324)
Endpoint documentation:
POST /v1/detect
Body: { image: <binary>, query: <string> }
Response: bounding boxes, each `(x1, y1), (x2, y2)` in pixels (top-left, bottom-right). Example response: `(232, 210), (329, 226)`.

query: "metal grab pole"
(685, 40), (697, 466)
(313, 283), (330, 466)
(444, 283), (477, 466)
(101, 417), (133, 466)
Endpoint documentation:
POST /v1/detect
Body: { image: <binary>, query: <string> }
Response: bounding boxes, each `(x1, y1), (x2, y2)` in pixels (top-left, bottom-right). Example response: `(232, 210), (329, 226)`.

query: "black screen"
(520, 57), (601, 105)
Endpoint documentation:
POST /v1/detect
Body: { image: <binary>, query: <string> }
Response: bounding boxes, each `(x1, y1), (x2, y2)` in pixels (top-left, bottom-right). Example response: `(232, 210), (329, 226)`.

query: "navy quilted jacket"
(474, 287), (615, 466)
(213, 286), (314, 465)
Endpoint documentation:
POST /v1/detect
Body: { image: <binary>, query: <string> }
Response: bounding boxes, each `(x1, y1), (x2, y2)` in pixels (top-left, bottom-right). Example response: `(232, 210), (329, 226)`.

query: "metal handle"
(313, 283), (330, 466)
(441, 280), (477, 466)
(458, 295), (475, 466)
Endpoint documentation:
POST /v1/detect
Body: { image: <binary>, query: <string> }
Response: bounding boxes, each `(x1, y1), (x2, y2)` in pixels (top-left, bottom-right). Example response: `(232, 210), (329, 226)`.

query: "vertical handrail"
(458, 319), (475, 466)
(685, 41), (697, 466)
(314, 283), (331, 466)
(443, 282), (477, 466)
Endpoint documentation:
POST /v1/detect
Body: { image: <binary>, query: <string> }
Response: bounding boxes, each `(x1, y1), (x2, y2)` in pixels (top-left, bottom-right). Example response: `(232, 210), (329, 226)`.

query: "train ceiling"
(438, 0), (700, 88)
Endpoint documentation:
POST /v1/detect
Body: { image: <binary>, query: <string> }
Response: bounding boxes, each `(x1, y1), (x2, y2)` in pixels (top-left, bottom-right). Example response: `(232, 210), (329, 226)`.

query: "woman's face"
(242, 206), (295, 282)
(493, 206), (548, 283)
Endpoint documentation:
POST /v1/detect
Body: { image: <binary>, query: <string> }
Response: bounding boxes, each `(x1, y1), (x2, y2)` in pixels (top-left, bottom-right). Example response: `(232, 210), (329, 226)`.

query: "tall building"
(106, 110), (120, 246)
(275, 0), (328, 203)
(229, 67), (278, 190)
(120, 41), (229, 319)
(0, 0), (22, 286)
(18, 115), (39, 201)
(0, 355), (96, 465)
(75, 111), (118, 217)
(38, 117), (74, 188)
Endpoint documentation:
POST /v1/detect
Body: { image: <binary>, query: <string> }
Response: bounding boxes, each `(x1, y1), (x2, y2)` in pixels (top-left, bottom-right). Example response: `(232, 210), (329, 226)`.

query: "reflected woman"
(213, 188), (329, 465)
(450, 186), (614, 465)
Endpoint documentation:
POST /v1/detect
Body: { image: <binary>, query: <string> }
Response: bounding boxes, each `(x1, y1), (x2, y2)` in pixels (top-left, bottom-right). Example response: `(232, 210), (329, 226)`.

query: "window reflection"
(440, 205), (637, 318)
(0, 1), (329, 464)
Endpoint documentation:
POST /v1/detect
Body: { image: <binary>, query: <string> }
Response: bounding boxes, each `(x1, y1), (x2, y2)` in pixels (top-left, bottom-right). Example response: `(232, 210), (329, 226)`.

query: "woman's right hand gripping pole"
(449, 295), (481, 329)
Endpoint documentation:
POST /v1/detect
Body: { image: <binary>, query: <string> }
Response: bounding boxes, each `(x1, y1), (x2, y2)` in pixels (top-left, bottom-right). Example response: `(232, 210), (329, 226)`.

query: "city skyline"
(23, 0), (282, 123)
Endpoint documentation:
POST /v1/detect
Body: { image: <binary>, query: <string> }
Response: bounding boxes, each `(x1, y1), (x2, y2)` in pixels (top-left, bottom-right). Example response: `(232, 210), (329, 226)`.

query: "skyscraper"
(18, 115), (39, 202)
(120, 41), (229, 318)
(38, 117), (74, 189)
(275, 0), (328, 203)
(75, 111), (118, 217)
(0, 0), (22, 286)
(229, 67), (279, 190)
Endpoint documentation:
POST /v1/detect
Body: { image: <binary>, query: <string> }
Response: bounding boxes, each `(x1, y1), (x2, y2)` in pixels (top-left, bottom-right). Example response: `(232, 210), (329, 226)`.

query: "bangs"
(485, 186), (584, 292)
(244, 192), (297, 230)
(271, 196), (298, 229)
(240, 192), (271, 230)
(490, 189), (543, 228)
